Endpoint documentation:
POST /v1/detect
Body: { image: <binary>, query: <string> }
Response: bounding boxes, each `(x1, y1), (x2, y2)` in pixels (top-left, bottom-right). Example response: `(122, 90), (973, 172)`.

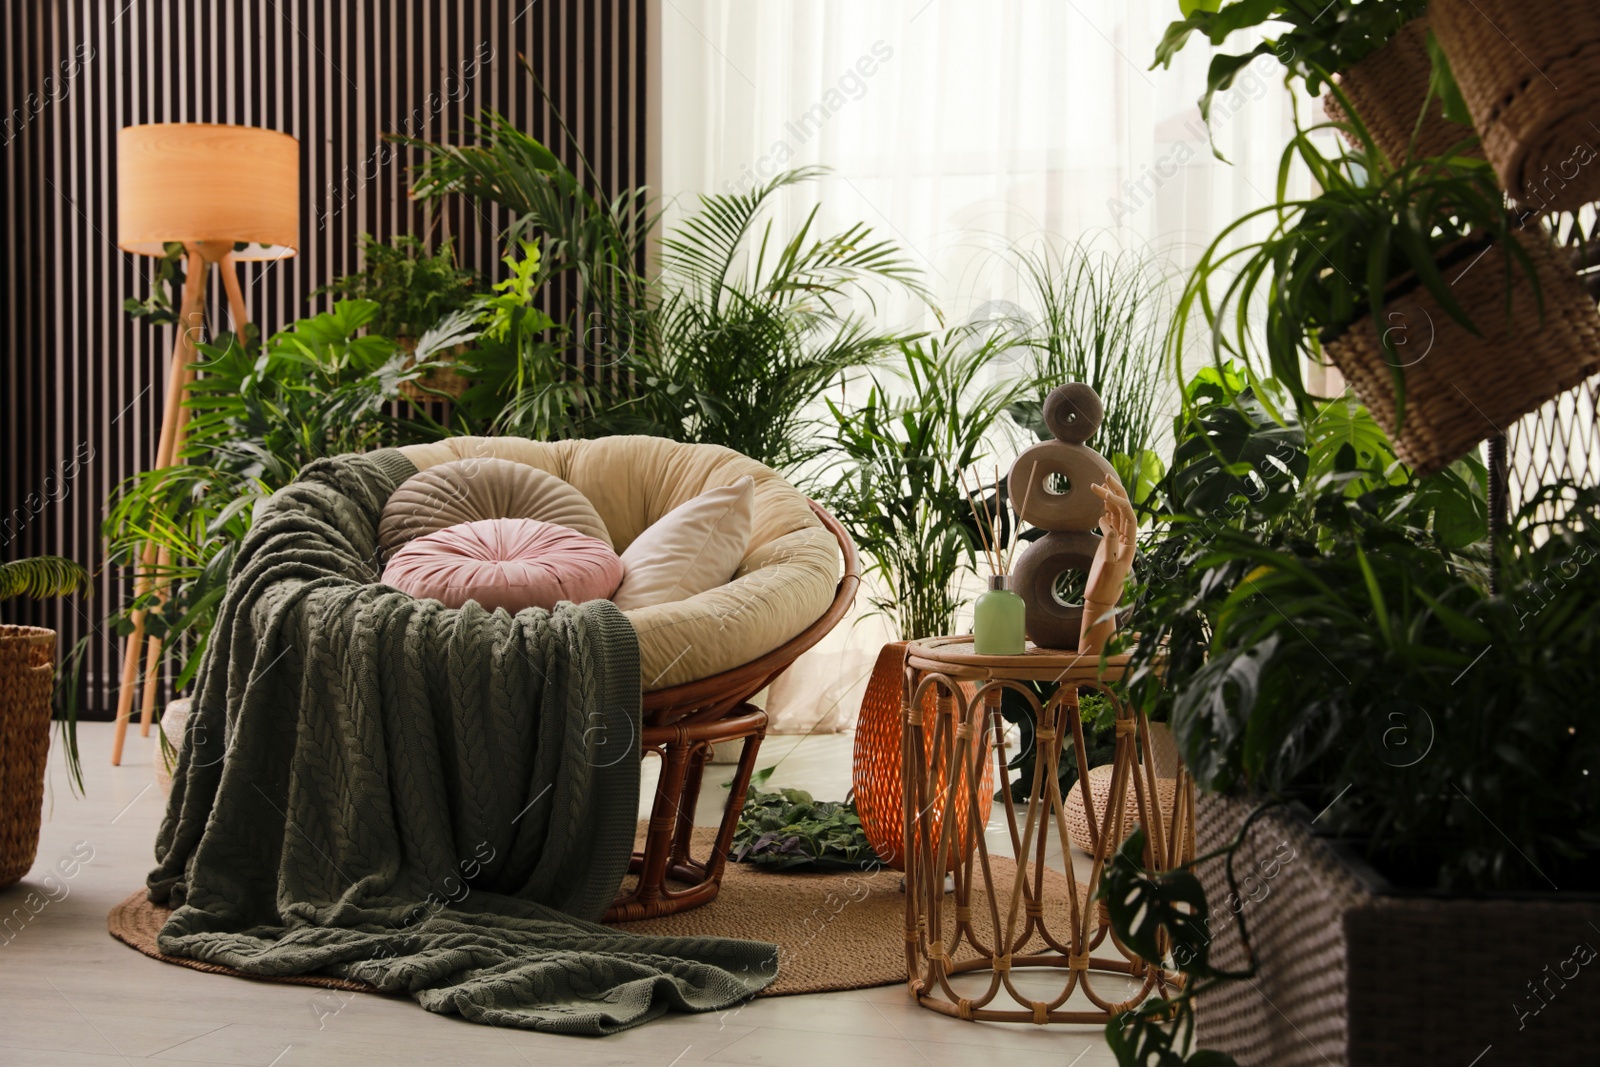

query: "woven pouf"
(154, 698), (191, 796)
(1, 625), (56, 889)
(1063, 763), (1178, 856)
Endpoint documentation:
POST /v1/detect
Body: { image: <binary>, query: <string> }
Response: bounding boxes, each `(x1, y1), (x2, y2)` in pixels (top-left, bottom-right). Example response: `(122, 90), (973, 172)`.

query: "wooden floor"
(0, 722), (1119, 1066)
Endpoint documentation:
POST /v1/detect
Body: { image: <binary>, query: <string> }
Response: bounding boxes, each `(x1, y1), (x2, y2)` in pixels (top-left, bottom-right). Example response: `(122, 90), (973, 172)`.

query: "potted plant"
(1098, 368), (1600, 1064)
(824, 328), (1031, 867)
(315, 233), (480, 400)
(1152, 0), (1473, 166)
(1, 556), (88, 885)
(1430, 0), (1600, 212)
(1175, 126), (1600, 475)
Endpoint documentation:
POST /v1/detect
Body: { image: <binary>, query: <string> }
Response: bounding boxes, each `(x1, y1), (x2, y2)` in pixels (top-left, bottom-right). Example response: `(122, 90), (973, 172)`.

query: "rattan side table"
(900, 637), (1194, 1024)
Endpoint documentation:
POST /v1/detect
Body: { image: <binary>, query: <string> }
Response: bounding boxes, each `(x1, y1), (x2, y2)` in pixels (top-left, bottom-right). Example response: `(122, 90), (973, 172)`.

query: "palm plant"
(400, 107), (654, 382)
(627, 167), (931, 471)
(824, 329), (1030, 640)
(0, 557), (89, 604)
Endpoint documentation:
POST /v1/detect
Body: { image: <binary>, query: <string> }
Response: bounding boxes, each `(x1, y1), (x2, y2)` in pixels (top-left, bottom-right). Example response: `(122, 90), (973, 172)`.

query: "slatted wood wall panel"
(2, 0), (650, 718)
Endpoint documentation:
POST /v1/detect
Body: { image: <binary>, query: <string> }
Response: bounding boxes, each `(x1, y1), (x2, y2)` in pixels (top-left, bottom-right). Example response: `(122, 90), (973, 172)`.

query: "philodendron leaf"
(1099, 828), (1218, 975)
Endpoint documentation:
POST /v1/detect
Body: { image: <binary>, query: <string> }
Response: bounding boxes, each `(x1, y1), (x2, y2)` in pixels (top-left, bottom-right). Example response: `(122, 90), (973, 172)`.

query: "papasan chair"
(393, 435), (860, 920)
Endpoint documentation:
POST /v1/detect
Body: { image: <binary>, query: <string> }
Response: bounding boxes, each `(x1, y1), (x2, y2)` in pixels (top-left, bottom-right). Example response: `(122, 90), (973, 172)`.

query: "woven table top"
(903, 635), (1131, 683)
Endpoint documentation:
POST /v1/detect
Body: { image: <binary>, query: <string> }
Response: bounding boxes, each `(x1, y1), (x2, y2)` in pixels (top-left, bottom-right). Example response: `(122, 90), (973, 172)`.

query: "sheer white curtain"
(659, 0), (1314, 732)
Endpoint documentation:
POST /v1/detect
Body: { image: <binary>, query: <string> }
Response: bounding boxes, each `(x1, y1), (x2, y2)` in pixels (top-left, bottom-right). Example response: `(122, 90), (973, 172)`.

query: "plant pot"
(1432, 0), (1600, 212)
(851, 642), (992, 871)
(1193, 795), (1600, 1065)
(1322, 228), (1600, 475)
(1, 625), (55, 889)
(1324, 16), (1479, 165)
(396, 336), (469, 402)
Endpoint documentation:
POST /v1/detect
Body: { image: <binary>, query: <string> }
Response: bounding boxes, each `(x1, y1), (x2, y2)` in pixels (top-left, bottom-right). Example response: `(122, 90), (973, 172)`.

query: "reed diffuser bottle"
(973, 573), (1026, 655)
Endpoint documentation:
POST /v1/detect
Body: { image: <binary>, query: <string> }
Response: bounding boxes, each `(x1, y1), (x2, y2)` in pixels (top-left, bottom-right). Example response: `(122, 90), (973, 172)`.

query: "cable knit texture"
(147, 450), (777, 1034)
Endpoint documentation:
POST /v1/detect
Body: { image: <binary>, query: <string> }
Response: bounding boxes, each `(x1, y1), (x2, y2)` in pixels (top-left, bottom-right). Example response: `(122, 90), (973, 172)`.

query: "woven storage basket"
(852, 642), (992, 872)
(1194, 795), (1600, 1064)
(1323, 228), (1600, 475)
(1, 625), (56, 889)
(1432, 0), (1600, 212)
(397, 337), (469, 402)
(1063, 763), (1178, 855)
(1324, 16), (1479, 165)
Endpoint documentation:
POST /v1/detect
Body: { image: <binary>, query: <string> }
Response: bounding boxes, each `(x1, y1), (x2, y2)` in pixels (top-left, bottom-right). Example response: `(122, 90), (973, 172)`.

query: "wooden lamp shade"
(117, 123), (299, 258)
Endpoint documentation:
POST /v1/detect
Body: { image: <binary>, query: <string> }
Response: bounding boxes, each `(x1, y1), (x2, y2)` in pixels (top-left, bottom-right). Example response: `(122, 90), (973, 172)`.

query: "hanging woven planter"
(1, 626), (56, 889)
(851, 642), (992, 873)
(1431, 0), (1600, 212)
(1324, 16), (1479, 166)
(396, 336), (470, 403)
(1322, 228), (1600, 475)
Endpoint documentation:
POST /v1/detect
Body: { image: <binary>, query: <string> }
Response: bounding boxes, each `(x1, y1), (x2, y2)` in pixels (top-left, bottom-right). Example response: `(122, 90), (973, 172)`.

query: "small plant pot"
(1324, 16), (1479, 165)
(396, 336), (469, 403)
(1193, 795), (1600, 1065)
(1, 625), (55, 888)
(1432, 0), (1600, 212)
(1321, 228), (1600, 475)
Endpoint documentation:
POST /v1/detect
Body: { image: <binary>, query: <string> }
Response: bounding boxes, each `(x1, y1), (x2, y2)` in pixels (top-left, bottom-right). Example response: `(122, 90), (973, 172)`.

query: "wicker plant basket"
(852, 642), (992, 872)
(396, 337), (469, 403)
(1432, 0), (1600, 212)
(1324, 16), (1478, 165)
(1323, 228), (1600, 475)
(1194, 795), (1600, 1064)
(1, 625), (56, 889)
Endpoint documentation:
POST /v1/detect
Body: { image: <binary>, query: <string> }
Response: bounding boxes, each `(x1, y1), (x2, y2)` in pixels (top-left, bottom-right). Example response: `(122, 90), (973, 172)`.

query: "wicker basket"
(396, 337), (469, 403)
(1, 625), (56, 889)
(1323, 228), (1600, 475)
(1194, 794), (1600, 1064)
(1432, 0), (1600, 212)
(852, 642), (992, 872)
(1324, 16), (1479, 165)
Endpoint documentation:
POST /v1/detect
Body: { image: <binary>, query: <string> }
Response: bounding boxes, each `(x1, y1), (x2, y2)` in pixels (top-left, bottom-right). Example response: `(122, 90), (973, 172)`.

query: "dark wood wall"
(2, 0), (651, 717)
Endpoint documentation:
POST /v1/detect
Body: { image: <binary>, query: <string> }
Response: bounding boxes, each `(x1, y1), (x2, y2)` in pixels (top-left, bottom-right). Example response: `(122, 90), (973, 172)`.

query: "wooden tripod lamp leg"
(111, 250), (211, 766)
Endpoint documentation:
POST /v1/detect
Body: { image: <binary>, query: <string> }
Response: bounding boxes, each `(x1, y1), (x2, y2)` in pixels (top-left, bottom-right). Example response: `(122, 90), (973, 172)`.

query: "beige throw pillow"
(612, 476), (754, 610)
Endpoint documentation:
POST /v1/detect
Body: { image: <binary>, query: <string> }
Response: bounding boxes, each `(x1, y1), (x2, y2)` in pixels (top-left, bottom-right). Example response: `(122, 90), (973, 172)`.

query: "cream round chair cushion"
(393, 436), (842, 691)
(377, 457), (612, 558)
(382, 518), (624, 614)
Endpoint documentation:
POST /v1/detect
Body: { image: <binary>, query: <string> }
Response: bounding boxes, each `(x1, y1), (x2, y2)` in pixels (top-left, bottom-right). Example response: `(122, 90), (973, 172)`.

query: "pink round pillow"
(381, 518), (623, 614)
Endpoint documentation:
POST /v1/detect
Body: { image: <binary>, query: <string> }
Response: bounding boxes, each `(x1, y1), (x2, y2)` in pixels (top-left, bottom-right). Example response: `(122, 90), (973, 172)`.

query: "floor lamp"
(111, 123), (299, 765)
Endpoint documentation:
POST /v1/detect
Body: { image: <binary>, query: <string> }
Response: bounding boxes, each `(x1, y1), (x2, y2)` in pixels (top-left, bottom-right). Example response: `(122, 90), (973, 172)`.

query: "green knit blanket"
(147, 450), (777, 1034)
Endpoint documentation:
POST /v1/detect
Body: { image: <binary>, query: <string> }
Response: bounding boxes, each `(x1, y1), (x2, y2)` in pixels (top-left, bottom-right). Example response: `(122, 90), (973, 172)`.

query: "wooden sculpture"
(1008, 382), (1130, 650)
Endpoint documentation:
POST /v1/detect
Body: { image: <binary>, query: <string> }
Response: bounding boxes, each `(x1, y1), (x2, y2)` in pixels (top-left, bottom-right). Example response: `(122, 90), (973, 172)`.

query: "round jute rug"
(109, 826), (1080, 998)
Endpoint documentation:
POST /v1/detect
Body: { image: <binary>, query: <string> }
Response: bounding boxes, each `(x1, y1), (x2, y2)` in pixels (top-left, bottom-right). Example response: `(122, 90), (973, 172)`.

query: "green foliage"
(122, 242), (188, 324)
(102, 300), (443, 695)
(0, 556), (89, 602)
(1172, 125), (1531, 425)
(996, 685), (1117, 805)
(823, 330), (1031, 640)
(1004, 242), (1171, 505)
(1151, 0), (1451, 155)
(399, 108), (653, 376)
(313, 234), (480, 339)
(624, 168), (929, 471)
(732, 788), (882, 872)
